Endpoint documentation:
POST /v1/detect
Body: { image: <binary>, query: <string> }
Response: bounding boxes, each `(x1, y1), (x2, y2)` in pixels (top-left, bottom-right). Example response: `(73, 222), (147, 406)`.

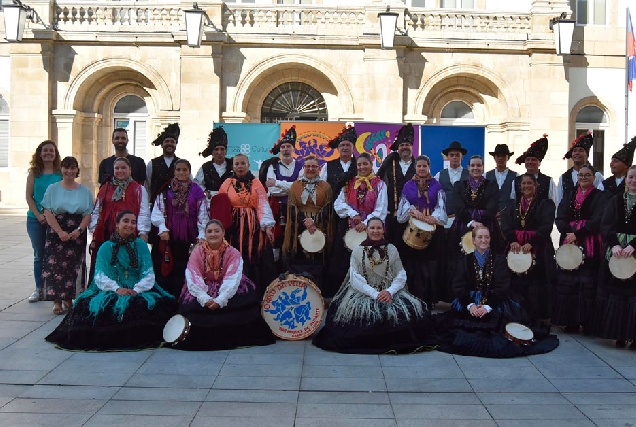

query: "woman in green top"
(25, 140), (61, 303)
(41, 157), (94, 315)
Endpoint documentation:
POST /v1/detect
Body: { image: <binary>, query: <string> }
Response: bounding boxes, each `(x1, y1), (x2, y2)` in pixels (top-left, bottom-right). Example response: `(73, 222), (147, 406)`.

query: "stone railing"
(53, 2), (183, 31)
(406, 10), (531, 33)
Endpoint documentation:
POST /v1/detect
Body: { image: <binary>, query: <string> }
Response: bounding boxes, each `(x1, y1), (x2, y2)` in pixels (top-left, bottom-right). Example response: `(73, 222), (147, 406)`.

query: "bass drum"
(262, 274), (325, 340)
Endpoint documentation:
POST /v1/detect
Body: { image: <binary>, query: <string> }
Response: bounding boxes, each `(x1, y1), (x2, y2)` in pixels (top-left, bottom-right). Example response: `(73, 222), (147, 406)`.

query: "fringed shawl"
(163, 183), (206, 243)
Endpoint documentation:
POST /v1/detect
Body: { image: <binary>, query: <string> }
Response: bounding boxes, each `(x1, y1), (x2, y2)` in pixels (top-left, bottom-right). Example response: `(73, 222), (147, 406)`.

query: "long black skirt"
(323, 218), (351, 298)
(45, 290), (177, 351)
(591, 260), (636, 340)
(173, 289), (275, 351)
(552, 260), (599, 329)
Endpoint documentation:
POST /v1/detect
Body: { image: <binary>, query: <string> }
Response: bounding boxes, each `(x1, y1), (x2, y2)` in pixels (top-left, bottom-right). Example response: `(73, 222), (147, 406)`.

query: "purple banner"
(352, 123), (420, 171)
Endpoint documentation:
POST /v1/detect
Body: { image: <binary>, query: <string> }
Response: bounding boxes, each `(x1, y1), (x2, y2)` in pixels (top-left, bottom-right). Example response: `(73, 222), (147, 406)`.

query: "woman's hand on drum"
(354, 222), (366, 233)
(159, 231), (170, 241)
(205, 300), (220, 310)
(352, 215), (361, 225)
(422, 216), (437, 225)
(303, 218), (317, 234)
(376, 290), (393, 303)
(623, 245), (635, 258)
(265, 226), (275, 243)
(409, 209), (424, 221)
(521, 243), (532, 254)
(565, 233), (577, 244)
(510, 242), (521, 253)
(471, 221), (484, 229)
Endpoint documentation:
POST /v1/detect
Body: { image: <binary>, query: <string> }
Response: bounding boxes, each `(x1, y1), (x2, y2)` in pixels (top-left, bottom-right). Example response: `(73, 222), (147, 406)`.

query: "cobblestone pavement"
(0, 210), (635, 426)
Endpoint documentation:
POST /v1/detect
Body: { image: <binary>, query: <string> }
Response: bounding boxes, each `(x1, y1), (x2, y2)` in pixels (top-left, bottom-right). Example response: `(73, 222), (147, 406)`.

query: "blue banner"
(419, 125), (486, 175)
(215, 123), (281, 173)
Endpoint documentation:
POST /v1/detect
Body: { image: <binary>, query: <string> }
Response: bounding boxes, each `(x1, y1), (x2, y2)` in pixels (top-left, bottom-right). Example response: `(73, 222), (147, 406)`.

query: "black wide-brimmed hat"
(442, 141), (467, 156)
(328, 125), (357, 149)
(200, 126), (228, 157)
(152, 123), (180, 146)
(389, 124), (414, 151)
(270, 125), (297, 155)
(563, 131), (593, 159)
(612, 135), (636, 166)
(489, 144), (514, 157)
(516, 134), (548, 164)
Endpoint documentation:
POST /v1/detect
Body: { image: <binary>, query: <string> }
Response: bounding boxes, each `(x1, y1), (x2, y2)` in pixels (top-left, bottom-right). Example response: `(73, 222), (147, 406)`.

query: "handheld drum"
(460, 231), (474, 254)
(162, 314), (191, 345)
(402, 218), (435, 250)
(299, 229), (326, 254)
(506, 251), (534, 275)
(344, 228), (366, 251)
(609, 255), (636, 280)
(262, 274), (325, 340)
(555, 244), (585, 270)
(503, 322), (534, 346)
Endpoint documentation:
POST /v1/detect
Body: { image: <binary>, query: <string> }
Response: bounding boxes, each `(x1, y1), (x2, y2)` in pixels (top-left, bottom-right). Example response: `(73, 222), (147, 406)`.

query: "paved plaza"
(1, 210), (636, 426)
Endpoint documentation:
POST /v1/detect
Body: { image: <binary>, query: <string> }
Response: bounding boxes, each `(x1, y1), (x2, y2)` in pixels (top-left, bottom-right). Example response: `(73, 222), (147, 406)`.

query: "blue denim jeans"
(26, 216), (46, 290)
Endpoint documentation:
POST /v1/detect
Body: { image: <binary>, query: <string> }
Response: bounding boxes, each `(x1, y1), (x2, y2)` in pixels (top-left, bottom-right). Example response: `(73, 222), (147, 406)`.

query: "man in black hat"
(434, 141), (469, 223)
(511, 134), (558, 206)
(485, 144), (517, 212)
(602, 136), (636, 195)
(194, 126), (233, 199)
(320, 125), (358, 193)
(378, 124), (416, 244)
(146, 123), (181, 205)
(557, 132), (604, 203)
(98, 128), (147, 185)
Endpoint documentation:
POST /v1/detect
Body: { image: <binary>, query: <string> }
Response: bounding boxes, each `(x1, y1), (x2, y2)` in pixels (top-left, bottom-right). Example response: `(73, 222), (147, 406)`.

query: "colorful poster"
(280, 122), (345, 165)
(353, 123), (421, 171)
(420, 125), (486, 176)
(215, 123), (280, 173)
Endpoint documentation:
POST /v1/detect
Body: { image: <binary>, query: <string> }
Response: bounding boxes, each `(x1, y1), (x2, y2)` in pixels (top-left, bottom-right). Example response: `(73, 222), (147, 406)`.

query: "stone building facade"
(0, 0), (633, 206)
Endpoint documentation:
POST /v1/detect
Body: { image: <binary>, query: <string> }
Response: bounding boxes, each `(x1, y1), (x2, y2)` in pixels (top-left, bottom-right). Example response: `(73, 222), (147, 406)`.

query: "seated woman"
(436, 226), (559, 358)
(313, 217), (436, 354)
(45, 211), (176, 351)
(174, 219), (275, 350)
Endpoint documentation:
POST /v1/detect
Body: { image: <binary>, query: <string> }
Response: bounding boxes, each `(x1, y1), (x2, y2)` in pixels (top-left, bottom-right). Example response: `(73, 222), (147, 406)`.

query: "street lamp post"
(378, 6), (398, 49)
(2, 0), (33, 42)
(184, 3), (205, 48)
(550, 12), (576, 56)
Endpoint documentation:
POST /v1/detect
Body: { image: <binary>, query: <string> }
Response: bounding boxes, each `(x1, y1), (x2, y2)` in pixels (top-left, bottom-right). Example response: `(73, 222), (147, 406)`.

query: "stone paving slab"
(4, 211), (636, 425)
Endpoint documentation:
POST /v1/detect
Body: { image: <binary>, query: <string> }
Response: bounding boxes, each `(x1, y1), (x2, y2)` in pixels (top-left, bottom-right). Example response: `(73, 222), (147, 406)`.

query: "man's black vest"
(438, 168), (469, 216)
(326, 158), (357, 194)
(378, 154), (416, 215)
(513, 171), (552, 203)
(150, 156), (179, 204)
(485, 169), (517, 211)
(602, 176), (626, 196)
(201, 158), (233, 192)
(560, 168), (576, 199)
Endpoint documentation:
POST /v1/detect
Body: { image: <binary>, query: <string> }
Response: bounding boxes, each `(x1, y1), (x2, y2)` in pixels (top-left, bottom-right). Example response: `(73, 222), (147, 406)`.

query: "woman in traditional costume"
(41, 156), (93, 315)
(46, 211), (175, 350)
(554, 163), (606, 333)
(89, 157), (150, 282)
(282, 156), (333, 287)
(217, 153), (276, 296)
(313, 217), (436, 354)
(397, 155), (447, 306)
(594, 164), (636, 348)
(501, 173), (556, 327)
(151, 159), (208, 298)
(25, 140), (61, 303)
(174, 220), (275, 350)
(324, 153), (388, 297)
(437, 226), (559, 358)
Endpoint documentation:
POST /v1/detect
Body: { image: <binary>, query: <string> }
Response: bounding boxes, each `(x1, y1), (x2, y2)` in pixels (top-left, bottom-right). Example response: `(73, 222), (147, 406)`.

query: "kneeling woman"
(174, 220), (275, 350)
(313, 217), (436, 354)
(46, 211), (176, 350)
(437, 226), (559, 358)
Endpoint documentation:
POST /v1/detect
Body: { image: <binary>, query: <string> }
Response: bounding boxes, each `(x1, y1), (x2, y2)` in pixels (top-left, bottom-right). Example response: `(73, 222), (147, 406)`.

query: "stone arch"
(414, 64), (520, 122)
(232, 54), (355, 122)
(63, 58), (173, 113)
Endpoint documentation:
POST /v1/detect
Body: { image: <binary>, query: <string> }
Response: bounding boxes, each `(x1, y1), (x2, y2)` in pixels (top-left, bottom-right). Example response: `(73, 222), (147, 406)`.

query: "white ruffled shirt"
(333, 180), (388, 225)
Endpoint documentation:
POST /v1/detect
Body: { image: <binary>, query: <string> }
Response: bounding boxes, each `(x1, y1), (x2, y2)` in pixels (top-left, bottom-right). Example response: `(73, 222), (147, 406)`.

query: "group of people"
(22, 122), (636, 357)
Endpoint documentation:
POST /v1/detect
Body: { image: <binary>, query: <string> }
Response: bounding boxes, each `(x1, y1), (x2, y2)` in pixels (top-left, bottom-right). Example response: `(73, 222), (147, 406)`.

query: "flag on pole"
(628, 8), (636, 91)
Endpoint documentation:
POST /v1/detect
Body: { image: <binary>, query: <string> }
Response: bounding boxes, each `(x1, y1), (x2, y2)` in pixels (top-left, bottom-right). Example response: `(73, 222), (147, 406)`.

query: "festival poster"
(352, 123), (421, 172)
(420, 125), (486, 176)
(214, 123), (281, 173)
(279, 122), (345, 165)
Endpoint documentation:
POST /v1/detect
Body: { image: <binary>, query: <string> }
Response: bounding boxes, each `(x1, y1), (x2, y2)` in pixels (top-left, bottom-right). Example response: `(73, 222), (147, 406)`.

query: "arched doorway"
(575, 105), (607, 174)
(260, 82), (328, 123)
(113, 95), (149, 161)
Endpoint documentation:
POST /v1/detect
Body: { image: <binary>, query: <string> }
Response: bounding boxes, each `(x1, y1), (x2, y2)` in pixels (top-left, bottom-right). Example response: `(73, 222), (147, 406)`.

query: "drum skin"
(608, 255), (636, 280)
(299, 229), (326, 253)
(460, 231), (474, 254)
(344, 229), (366, 251)
(503, 322), (534, 346)
(555, 244), (584, 270)
(163, 314), (191, 344)
(507, 251), (534, 275)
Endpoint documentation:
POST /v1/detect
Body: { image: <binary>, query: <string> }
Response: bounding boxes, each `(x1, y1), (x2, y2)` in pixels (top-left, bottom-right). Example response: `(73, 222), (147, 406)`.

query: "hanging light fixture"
(550, 12), (576, 56)
(378, 6), (398, 49)
(2, 0), (33, 42)
(184, 2), (205, 48)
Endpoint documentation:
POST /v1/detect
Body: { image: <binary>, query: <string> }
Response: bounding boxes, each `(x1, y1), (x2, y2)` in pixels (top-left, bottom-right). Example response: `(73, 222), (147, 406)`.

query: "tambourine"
(163, 314), (191, 345)
(460, 231), (474, 255)
(555, 244), (585, 270)
(299, 229), (326, 254)
(609, 255), (636, 280)
(503, 322), (534, 346)
(403, 218), (435, 250)
(262, 274), (324, 340)
(344, 228), (366, 251)
(506, 251), (534, 275)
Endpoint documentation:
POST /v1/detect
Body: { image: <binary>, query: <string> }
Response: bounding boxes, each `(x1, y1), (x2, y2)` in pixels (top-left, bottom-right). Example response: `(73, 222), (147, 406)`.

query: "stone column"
(361, 46), (405, 123)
